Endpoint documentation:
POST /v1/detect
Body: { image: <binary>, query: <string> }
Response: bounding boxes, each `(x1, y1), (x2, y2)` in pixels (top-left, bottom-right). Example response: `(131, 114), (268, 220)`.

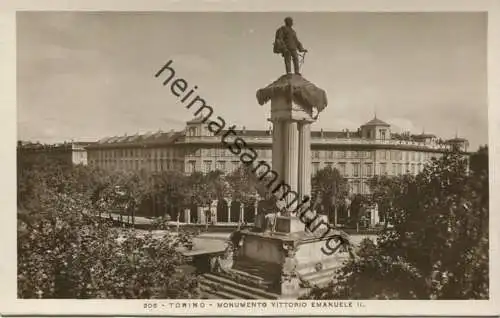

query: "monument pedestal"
(275, 216), (303, 234)
(228, 226), (350, 298)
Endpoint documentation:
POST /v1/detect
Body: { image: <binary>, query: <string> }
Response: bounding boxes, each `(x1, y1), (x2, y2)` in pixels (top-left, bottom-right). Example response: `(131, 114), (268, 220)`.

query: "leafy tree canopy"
(307, 151), (488, 300)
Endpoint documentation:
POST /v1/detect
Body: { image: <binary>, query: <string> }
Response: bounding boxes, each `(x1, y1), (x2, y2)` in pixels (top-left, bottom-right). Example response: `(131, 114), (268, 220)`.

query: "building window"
(312, 162), (320, 175)
(352, 181), (360, 194)
(352, 163), (360, 177)
(216, 161), (226, 172)
(380, 129), (386, 140)
(312, 151), (320, 159)
(328, 151), (334, 159)
(364, 163), (373, 177)
(390, 150), (396, 161)
(325, 162), (333, 169)
(339, 162), (347, 176)
(232, 161), (240, 172)
(187, 160), (196, 173)
(203, 160), (212, 173)
(379, 151), (386, 160)
(380, 163), (387, 175)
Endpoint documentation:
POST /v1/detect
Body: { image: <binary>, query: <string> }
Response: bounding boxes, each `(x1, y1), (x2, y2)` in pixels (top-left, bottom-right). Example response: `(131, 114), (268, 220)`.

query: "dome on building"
(186, 115), (206, 124)
(361, 116), (390, 127)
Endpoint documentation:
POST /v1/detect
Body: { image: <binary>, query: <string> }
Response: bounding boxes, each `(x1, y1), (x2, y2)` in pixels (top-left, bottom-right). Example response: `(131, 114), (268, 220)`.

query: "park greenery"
(17, 157), (202, 299)
(17, 146), (488, 299)
(306, 147), (489, 299)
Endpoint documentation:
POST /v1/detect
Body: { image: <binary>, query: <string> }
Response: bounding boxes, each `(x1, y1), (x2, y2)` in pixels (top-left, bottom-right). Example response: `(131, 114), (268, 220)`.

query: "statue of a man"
(274, 17), (308, 75)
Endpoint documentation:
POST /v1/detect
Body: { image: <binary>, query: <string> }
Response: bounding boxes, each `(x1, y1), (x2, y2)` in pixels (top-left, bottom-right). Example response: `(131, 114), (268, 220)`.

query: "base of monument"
(274, 216), (304, 233)
(225, 227), (351, 298)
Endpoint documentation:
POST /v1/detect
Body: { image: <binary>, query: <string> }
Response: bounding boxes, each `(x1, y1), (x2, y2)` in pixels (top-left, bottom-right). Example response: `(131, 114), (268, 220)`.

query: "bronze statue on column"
(273, 17), (308, 75)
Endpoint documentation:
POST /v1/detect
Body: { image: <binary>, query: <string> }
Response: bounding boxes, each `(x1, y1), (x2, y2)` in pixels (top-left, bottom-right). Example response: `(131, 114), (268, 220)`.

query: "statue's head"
(284, 17), (293, 26)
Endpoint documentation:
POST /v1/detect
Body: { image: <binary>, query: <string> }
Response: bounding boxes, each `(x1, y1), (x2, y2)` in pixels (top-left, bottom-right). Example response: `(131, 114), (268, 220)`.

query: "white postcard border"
(0, 0), (498, 316)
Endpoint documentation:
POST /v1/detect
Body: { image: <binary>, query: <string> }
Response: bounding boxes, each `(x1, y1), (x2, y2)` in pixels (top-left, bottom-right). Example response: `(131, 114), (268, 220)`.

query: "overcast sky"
(17, 12), (487, 150)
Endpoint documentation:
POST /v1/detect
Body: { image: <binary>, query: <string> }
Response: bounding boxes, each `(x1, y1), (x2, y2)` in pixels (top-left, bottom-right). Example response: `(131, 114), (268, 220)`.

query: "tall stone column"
(298, 121), (312, 201)
(210, 200), (218, 224)
(256, 74), (328, 235)
(271, 120), (284, 182)
(184, 208), (191, 224)
(240, 203), (245, 223)
(197, 206), (205, 224)
(227, 199), (232, 223)
(283, 121), (299, 212)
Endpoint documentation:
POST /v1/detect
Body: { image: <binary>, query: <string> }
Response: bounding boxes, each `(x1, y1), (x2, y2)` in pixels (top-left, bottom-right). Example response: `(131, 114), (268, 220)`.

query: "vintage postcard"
(0, 0), (499, 317)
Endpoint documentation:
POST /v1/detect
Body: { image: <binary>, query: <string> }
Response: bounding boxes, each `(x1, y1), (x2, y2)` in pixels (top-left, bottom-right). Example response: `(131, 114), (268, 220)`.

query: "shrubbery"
(306, 150), (489, 300)
(17, 160), (200, 299)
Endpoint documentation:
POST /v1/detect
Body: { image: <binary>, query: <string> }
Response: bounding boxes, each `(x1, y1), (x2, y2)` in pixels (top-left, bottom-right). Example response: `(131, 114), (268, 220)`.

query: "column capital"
(268, 117), (315, 124)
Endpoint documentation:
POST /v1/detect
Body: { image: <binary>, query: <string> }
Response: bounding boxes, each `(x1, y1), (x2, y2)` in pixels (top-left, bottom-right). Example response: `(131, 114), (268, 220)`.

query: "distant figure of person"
(274, 17), (308, 75)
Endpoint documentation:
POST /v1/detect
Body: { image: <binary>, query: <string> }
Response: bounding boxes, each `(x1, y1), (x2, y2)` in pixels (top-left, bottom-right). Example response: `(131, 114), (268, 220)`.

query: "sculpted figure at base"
(274, 17), (308, 75)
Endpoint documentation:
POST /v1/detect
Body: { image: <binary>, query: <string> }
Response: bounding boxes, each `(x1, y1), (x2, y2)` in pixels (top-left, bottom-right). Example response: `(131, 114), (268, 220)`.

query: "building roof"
(186, 115), (206, 124)
(93, 129), (185, 147)
(447, 137), (468, 143)
(311, 131), (361, 138)
(412, 133), (437, 139)
(361, 117), (390, 127)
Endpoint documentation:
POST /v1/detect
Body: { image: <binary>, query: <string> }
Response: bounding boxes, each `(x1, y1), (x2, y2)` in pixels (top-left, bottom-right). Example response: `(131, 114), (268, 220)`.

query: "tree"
(469, 145), (488, 175)
(367, 174), (416, 229)
(18, 192), (199, 299)
(311, 166), (349, 223)
(225, 165), (271, 209)
(18, 162), (200, 299)
(306, 150), (489, 299)
(226, 165), (259, 204)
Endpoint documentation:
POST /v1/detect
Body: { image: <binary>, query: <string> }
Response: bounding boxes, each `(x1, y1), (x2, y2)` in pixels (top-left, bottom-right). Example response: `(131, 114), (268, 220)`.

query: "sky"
(17, 12), (488, 150)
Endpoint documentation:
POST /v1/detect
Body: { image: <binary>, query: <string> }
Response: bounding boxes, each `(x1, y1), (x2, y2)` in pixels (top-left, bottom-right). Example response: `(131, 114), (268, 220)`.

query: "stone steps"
(301, 266), (338, 283)
(200, 285), (242, 299)
(199, 273), (279, 300)
(298, 266), (340, 297)
(232, 258), (281, 282)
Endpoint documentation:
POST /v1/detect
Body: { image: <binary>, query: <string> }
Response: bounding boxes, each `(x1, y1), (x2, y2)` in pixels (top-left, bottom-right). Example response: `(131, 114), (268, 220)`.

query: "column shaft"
(283, 121), (299, 211)
(272, 120), (283, 181)
(298, 122), (311, 200)
(227, 200), (232, 223)
(240, 203), (245, 223)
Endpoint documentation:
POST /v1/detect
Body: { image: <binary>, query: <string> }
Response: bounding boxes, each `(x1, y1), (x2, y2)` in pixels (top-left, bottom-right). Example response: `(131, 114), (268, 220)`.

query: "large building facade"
(86, 115), (470, 195)
(17, 141), (91, 167)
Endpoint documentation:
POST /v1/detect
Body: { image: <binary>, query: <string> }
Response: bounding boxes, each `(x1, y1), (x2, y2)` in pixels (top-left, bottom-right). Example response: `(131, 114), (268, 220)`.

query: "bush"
(305, 150), (489, 300)
(17, 160), (200, 299)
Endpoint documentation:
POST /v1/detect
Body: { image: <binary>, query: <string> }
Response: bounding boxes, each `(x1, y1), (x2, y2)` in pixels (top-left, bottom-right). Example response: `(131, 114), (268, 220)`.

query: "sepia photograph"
(2, 1), (499, 316)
